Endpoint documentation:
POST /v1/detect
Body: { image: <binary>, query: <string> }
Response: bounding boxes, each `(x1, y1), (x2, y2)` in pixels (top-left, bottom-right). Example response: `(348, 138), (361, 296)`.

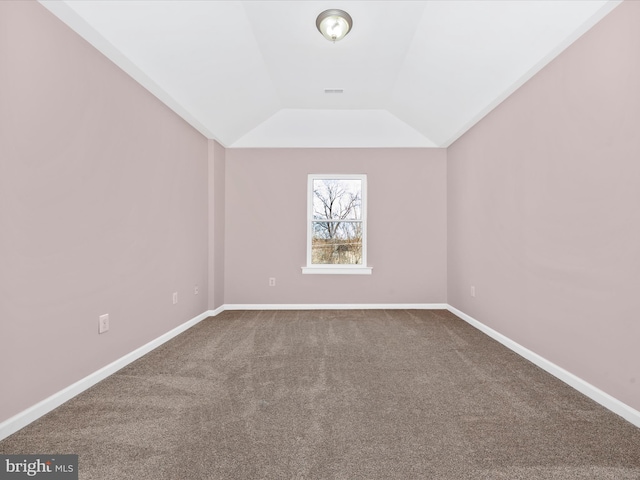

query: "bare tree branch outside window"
(311, 179), (362, 265)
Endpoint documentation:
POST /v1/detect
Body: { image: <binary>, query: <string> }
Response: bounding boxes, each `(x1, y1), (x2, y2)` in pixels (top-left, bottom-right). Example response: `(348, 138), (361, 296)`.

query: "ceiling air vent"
(324, 88), (344, 94)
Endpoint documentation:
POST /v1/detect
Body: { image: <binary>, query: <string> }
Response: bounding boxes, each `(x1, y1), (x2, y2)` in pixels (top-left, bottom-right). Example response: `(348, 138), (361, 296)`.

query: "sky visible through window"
(312, 179), (362, 265)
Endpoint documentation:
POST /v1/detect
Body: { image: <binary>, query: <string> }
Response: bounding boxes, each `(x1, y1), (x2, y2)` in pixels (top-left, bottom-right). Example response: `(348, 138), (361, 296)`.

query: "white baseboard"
(447, 305), (640, 429)
(207, 305), (226, 317)
(223, 303), (448, 311)
(0, 310), (214, 442)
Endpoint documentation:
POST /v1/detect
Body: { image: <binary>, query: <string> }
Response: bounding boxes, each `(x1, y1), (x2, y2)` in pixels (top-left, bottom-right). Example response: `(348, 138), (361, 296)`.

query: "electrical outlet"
(194, 285), (199, 295)
(269, 277), (276, 287)
(471, 286), (476, 298)
(173, 292), (178, 304)
(99, 314), (109, 334)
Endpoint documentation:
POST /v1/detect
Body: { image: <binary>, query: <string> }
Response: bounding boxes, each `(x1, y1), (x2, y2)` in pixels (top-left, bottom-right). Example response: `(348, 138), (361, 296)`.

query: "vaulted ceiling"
(40, 0), (621, 148)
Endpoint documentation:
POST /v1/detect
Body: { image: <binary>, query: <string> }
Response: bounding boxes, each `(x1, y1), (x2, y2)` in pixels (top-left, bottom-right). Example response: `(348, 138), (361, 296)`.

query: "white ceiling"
(40, 0), (621, 148)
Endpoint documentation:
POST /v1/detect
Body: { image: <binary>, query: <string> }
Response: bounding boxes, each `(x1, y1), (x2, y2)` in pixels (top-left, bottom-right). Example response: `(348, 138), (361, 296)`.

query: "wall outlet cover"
(99, 314), (109, 334)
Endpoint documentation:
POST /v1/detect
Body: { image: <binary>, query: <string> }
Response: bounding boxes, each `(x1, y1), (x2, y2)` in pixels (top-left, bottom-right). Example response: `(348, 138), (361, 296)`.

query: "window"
(302, 174), (372, 274)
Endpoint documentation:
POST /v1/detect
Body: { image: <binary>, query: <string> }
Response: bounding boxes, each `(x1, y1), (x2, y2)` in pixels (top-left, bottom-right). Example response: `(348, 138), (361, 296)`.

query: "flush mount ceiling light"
(316, 9), (353, 42)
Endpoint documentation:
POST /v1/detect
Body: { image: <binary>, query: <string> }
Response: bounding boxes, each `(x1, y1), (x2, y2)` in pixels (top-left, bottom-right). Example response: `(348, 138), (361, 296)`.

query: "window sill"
(301, 266), (372, 275)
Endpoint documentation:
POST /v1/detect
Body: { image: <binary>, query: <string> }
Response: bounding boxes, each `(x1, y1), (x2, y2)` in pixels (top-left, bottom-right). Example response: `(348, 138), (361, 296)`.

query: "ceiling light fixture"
(316, 9), (353, 43)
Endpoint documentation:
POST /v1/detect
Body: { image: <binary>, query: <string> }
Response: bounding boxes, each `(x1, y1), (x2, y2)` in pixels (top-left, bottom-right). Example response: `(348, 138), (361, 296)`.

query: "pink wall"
(447, 0), (640, 411)
(224, 148), (447, 305)
(208, 140), (226, 310)
(0, 1), (209, 423)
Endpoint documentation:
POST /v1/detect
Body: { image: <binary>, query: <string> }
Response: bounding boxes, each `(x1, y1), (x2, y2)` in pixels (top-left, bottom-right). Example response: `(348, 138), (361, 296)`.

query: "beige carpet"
(2, 309), (639, 479)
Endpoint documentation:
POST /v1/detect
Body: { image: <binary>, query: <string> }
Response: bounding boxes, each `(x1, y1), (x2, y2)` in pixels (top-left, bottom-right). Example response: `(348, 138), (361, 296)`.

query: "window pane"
(312, 221), (362, 264)
(313, 179), (361, 221)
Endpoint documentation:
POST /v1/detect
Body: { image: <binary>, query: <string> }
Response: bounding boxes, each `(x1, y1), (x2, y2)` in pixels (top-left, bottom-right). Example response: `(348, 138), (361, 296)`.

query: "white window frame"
(302, 174), (372, 275)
